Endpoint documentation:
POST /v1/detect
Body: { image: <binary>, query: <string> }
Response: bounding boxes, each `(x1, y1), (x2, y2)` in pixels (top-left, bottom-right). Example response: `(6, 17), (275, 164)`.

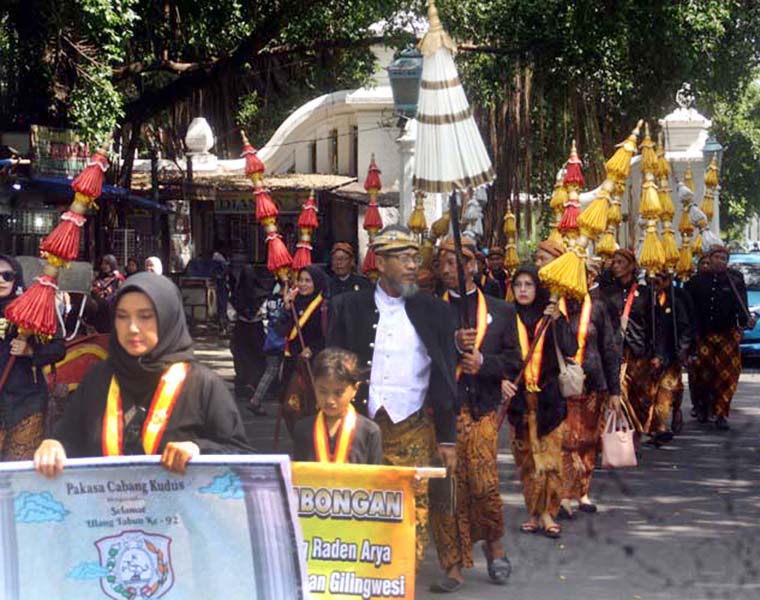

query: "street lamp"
(387, 46), (423, 119)
(702, 134), (724, 170)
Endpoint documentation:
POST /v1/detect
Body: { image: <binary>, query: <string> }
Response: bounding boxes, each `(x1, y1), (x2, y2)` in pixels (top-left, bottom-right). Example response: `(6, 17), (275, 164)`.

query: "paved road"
(197, 339), (760, 600)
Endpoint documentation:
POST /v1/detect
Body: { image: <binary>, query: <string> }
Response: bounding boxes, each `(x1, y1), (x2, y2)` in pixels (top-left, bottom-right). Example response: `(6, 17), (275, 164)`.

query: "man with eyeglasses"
(328, 224), (458, 569)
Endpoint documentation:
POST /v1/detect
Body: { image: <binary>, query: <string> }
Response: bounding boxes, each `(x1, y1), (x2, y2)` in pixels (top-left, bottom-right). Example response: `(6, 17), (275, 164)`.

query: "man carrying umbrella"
(429, 235), (520, 592)
(686, 244), (755, 429)
(327, 224), (458, 567)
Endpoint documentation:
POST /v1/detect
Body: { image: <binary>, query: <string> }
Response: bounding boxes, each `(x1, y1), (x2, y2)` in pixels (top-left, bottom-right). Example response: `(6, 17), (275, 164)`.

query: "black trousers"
(230, 320), (266, 399)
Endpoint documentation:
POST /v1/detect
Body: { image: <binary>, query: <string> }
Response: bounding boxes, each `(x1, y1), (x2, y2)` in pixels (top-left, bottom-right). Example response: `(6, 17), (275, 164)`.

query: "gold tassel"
(662, 229), (680, 267)
(538, 245), (588, 300)
(550, 183), (568, 213)
(639, 179), (662, 220)
(430, 211), (451, 239)
(700, 190), (714, 222)
(504, 243), (520, 270)
(684, 164), (695, 193)
(639, 125), (658, 174)
(676, 244), (694, 280)
(605, 120), (643, 182)
(705, 155), (719, 188)
(639, 227), (665, 272)
(596, 229), (617, 258)
(692, 232), (703, 257)
(659, 188), (676, 222)
(607, 200), (622, 227)
(678, 209), (694, 235)
(503, 211), (517, 236)
(577, 195), (609, 239)
(408, 191), (428, 234)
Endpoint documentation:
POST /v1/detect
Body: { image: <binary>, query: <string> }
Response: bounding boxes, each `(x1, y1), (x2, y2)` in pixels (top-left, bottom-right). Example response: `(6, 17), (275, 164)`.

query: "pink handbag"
(601, 411), (638, 468)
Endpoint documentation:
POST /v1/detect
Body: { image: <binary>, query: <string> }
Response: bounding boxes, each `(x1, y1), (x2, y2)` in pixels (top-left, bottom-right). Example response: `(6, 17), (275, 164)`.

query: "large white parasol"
(412, 0), (495, 195)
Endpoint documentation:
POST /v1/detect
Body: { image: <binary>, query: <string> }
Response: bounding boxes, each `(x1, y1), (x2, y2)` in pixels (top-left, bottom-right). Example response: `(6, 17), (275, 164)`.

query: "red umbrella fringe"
(39, 212), (87, 264)
(364, 202), (383, 231)
(242, 143), (265, 179)
(4, 275), (59, 339)
(255, 189), (279, 223)
(297, 201), (319, 229)
(362, 248), (378, 276)
(563, 162), (584, 189)
(71, 154), (108, 198)
(266, 233), (293, 274)
(558, 201), (581, 233)
(292, 243), (314, 270)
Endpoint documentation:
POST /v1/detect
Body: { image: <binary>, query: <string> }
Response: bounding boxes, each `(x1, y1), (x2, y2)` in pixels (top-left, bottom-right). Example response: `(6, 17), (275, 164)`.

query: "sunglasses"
(0, 272), (16, 282)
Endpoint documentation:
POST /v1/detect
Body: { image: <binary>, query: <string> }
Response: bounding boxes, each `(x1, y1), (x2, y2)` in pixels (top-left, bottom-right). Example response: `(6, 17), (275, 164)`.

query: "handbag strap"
(551, 321), (568, 376)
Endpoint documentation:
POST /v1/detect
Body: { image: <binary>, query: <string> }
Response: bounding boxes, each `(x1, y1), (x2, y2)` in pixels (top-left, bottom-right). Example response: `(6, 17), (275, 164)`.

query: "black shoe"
(697, 407), (709, 424)
(482, 547), (511, 585)
(715, 416), (730, 431)
(557, 505), (575, 520)
(579, 502), (598, 514)
(654, 430), (674, 445)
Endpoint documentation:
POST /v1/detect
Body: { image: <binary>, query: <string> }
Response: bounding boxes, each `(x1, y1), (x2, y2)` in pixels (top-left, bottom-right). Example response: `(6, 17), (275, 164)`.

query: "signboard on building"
(29, 125), (90, 178)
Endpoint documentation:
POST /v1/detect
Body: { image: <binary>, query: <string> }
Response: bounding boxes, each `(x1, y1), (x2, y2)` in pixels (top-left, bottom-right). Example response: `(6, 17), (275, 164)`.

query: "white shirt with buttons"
(368, 283), (432, 423)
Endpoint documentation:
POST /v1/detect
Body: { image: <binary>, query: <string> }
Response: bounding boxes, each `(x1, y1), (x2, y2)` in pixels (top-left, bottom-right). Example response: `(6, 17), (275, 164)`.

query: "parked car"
(728, 253), (760, 356)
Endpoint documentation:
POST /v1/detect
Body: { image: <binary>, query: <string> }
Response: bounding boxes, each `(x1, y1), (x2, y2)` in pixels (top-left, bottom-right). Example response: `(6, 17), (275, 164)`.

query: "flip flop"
(542, 524), (562, 539)
(520, 521), (539, 534)
(429, 577), (464, 593)
(557, 505), (575, 520)
(579, 502), (598, 514)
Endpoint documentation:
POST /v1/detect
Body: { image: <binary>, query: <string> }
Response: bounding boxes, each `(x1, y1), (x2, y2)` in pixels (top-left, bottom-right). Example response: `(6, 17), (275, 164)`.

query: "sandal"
(520, 521), (539, 534)
(429, 577), (464, 593)
(482, 547), (511, 585)
(542, 524), (562, 539)
(557, 505), (575, 520)
(579, 502), (598, 514)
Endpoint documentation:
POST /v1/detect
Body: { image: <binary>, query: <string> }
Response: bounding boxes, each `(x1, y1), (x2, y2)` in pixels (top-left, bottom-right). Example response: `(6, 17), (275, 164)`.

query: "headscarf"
(233, 264), (269, 318)
(145, 256), (164, 276)
(295, 265), (329, 311)
(100, 254), (119, 276)
(511, 264), (549, 329)
(108, 273), (195, 405)
(0, 254), (23, 314)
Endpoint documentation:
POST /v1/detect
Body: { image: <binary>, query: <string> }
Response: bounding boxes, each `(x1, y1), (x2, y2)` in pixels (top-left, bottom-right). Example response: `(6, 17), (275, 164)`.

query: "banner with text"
(291, 463), (417, 600)
(0, 456), (307, 600)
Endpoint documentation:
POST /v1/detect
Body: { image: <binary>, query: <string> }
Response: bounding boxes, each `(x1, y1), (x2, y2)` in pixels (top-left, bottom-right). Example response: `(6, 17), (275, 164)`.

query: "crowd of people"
(0, 222), (753, 595)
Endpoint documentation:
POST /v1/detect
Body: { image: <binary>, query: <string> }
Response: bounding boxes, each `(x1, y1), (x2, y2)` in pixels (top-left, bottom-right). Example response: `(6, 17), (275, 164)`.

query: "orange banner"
(291, 463), (417, 600)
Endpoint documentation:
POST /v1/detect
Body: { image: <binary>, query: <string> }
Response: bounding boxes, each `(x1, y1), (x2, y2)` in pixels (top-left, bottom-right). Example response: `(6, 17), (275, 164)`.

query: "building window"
(309, 140), (317, 174)
(329, 129), (338, 174)
(350, 126), (358, 177)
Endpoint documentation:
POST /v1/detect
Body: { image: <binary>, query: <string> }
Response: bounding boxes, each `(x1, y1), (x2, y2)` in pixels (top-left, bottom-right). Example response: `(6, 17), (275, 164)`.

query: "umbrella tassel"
(538, 245), (588, 301)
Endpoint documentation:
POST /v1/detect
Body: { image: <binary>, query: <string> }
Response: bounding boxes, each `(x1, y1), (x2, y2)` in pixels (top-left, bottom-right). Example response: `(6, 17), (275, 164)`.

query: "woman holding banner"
(504, 266), (576, 539)
(34, 273), (250, 477)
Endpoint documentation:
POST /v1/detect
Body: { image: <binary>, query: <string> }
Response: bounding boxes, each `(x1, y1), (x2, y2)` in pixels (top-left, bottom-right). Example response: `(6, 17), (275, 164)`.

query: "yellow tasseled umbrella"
(408, 190), (428, 236)
(656, 133), (679, 269)
(700, 155), (719, 222)
(503, 208), (520, 270)
(637, 124), (665, 275)
(548, 173), (568, 247)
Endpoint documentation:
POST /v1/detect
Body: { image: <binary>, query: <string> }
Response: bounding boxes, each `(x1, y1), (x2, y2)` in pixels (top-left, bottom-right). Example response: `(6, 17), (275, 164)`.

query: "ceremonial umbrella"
(412, 0), (494, 196)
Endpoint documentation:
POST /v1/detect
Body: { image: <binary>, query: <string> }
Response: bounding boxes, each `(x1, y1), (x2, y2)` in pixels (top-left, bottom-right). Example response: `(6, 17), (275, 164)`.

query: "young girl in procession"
(34, 273), (250, 478)
(0, 255), (66, 460)
(293, 347), (381, 464)
(504, 265), (577, 539)
(276, 265), (329, 433)
(558, 262), (622, 519)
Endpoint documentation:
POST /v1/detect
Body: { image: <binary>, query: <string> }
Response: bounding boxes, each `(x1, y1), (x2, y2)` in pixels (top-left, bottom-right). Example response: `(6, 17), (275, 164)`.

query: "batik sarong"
(561, 391), (606, 500)
(692, 329), (742, 418)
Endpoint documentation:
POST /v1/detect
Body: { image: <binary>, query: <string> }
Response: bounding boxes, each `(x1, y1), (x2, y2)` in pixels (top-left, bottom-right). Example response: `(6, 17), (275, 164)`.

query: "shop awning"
(11, 176), (174, 213)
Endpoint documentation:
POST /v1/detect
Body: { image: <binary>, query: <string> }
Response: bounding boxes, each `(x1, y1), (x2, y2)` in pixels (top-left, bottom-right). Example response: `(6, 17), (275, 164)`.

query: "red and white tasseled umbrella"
(292, 190), (319, 270)
(412, 0), (495, 196)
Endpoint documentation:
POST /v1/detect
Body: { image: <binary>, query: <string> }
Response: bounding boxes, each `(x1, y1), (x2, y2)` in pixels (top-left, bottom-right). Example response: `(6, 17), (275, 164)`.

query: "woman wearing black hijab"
(34, 273), (250, 477)
(230, 264), (269, 413)
(0, 255), (66, 460)
(275, 265), (329, 433)
(504, 265), (576, 539)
